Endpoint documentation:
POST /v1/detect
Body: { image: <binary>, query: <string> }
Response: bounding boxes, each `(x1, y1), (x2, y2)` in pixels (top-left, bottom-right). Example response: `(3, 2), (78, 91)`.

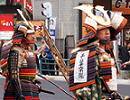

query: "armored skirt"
(3, 46), (40, 100)
(4, 81), (40, 100)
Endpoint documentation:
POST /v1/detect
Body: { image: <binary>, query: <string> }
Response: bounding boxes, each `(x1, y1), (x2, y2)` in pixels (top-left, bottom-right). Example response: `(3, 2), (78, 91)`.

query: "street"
(0, 76), (74, 100)
(0, 76), (129, 100)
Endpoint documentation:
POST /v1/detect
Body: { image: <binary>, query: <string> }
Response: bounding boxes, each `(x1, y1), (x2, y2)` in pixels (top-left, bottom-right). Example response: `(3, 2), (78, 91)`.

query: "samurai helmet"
(12, 22), (35, 44)
(74, 4), (111, 26)
(74, 4), (127, 42)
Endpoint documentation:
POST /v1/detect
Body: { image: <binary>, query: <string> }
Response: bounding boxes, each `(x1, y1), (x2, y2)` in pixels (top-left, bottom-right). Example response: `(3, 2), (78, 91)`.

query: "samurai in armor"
(2, 23), (41, 100)
(69, 4), (128, 100)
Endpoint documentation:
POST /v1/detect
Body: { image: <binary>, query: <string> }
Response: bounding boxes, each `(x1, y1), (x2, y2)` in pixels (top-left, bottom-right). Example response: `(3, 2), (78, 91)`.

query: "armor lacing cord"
(27, 49), (37, 100)
(26, 49), (33, 100)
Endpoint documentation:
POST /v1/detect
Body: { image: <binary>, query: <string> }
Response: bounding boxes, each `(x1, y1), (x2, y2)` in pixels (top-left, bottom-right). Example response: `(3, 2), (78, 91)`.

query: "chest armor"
(96, 48), (113, 81)
(19, 50), (37, 81)
(69, 46), (97, 91)
(69, 46), (113, 91)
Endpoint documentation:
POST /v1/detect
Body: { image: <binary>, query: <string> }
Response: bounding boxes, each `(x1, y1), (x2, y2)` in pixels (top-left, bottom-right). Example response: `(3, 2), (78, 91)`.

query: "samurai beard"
(99, 39), (110, 45)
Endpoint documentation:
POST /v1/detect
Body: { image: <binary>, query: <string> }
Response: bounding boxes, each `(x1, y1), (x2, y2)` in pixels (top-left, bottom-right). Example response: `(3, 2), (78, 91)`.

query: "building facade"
(32, 0), (93, 42)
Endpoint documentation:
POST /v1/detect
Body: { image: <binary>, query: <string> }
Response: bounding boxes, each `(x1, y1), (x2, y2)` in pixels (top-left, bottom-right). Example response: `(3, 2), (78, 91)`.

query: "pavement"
(0, 75), (130, 100)
(35, 75), (130, 98)
(117, 78), (130, 85)
(1, 74), (130, 84)
(37, 75), (130, 85)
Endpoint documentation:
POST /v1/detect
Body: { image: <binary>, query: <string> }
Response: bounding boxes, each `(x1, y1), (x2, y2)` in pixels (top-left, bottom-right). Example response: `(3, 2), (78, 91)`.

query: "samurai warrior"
(69, 4), (129, 100)
(1, 23), (41, 100)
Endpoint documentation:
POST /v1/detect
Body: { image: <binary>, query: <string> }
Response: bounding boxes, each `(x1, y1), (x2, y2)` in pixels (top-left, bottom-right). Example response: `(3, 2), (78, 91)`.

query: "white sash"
(74, 50), (89, 83)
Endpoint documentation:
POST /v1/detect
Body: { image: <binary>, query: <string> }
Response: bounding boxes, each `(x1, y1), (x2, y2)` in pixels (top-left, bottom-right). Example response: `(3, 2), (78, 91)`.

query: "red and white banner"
(13, 0), (33, 13)
(26, 0), (33, 13)
(0, 14), (15, 40)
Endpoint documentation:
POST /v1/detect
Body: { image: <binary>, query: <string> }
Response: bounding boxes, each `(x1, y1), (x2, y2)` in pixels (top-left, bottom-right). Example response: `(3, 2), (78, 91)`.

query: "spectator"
(45, 48), (55, 75)
(39, 50), (49, 75)
(119, 42), (130, 70)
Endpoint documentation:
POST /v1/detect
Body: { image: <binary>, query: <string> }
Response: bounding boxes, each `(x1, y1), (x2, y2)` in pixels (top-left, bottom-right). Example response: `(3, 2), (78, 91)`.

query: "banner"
(26, 0), (33, 13)
(112, 0), (130, 14)
(49, 17), (56, 42)
(0, 14), (15, 40)
(13, 0), (33, 13)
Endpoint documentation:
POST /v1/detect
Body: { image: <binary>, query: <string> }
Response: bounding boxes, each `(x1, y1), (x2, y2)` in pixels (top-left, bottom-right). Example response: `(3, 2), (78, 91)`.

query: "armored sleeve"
(8, 46), (24, 79)
(8, 50), (19, 79)
(8, 46), (25, 99)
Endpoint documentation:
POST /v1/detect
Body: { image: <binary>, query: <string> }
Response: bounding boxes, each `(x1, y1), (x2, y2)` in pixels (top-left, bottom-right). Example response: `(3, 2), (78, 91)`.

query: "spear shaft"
(37, 73), (76, 100)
